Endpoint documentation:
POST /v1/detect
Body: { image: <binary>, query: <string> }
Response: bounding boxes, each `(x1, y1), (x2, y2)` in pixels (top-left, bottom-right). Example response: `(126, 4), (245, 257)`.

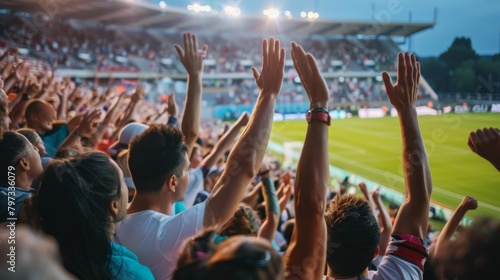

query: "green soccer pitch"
(269, 113), (500, 219)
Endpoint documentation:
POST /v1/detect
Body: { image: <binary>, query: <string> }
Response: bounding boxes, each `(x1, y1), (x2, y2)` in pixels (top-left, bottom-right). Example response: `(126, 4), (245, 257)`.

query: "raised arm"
(203, 37), (284, 229)
(468, 128), (500, 172)
(433, 196), (477, 257)
(56, 80), (72, 120)
(358, 182), (378, 220)
(175, 32), (207, 157)
(200, 112), (249, 169)
(110, 85), (144, 141)
(89, 87), (126, 145)
(277, 172), (293, 214)
(166, 92), (179, 127)
(284, 42), (329, 280)
(372, 189), (392, 256)
(382, 52), (432, 240)
(257, 162), (279, 241)
(58, 109), (101, 151)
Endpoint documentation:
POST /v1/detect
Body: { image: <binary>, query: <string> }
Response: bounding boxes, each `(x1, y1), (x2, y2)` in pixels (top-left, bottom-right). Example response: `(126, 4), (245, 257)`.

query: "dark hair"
(0, 131), (29, 185)
(16, 128), (39, 144)
(128, 124), (188, 193)
(174, 230), (283, 280)
(434, 218), (500, 279)
(33, 152), (121, 280)
(324, 194), (380, 277)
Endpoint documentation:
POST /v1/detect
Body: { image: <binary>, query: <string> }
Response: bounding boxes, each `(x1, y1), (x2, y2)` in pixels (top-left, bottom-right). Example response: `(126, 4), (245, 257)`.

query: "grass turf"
(269, 113), (500, 219)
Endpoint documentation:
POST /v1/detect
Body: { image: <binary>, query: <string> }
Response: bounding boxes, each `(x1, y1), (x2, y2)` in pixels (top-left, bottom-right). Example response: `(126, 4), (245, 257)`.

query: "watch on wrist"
(306, 108), (331, 126)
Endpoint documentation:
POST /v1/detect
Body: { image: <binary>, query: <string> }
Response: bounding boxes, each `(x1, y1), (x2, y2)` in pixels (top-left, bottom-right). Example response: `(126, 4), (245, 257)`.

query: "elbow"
(184, 129), (199, 143)
(294, 190), (327, 215)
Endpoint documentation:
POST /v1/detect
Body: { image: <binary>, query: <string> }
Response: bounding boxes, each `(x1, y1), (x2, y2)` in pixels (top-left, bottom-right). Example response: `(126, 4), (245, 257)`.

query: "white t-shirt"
(324, 234), (427, 280)
(183, 167), (205, 208)
(114, 202), (206, 280)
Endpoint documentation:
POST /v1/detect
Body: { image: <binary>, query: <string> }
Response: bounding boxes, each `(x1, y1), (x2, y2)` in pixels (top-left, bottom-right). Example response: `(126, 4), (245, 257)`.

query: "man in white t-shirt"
(115, 33), (285, 280)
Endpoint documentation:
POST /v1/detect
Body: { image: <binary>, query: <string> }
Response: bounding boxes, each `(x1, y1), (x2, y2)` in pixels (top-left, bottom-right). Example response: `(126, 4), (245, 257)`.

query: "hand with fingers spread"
(174, 32), (208, 76)
(77, 109), (102, 135)
(166, 92), (178, 117)
(252, 37), (285, 98)
(290, 42), (329, 109)
(468, 127), (500, 171)
(382, 52), (420, 111)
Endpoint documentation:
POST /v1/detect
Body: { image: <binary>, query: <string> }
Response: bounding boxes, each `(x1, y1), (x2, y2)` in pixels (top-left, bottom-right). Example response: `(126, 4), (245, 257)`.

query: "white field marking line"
(330, 141), (366, 154)
(432, 143), (471, 153)
(341, 125), (472, 153)
(268, 138), (500, 213)
(340, 126), (401, 140)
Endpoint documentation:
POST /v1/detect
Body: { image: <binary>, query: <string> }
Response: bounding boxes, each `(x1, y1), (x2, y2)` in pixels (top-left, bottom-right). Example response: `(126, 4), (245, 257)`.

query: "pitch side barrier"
(267, 140), (474, 227)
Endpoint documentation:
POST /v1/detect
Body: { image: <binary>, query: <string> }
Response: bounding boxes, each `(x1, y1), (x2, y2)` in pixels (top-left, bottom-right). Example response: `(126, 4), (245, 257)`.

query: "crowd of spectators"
(0, 18), (499, 280)
(0, 10), (397, 75)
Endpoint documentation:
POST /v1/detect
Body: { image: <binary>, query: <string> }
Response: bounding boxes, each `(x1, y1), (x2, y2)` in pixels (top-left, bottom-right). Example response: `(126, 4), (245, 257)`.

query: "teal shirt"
(109, 242), (154, 280)
(40, 124), (69, 158)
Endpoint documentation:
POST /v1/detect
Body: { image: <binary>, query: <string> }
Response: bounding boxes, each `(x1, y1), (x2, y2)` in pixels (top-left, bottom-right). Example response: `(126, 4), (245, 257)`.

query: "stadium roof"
(0, 0), (434, 37)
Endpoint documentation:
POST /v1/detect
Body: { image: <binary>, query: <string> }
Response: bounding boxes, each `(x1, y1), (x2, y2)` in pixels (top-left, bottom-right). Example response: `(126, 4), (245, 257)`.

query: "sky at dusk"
(160, 0), (500, 57)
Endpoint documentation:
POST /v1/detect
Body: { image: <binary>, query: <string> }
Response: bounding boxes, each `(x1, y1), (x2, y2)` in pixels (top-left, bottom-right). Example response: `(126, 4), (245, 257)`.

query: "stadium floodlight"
(187, 3), (211, 13)
(307, 11), (319, 19)
(284, 10), (292, 19)
(224, 5), (241, 17)
(301, 11), (319, 20)
(159, 1), (167, 9)
(263, 8), (280, 19)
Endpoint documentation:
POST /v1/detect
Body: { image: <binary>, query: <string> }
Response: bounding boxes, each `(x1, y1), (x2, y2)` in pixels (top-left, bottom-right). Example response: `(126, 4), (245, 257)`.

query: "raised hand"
(358, 182), (368, 194)
(5, 48), (18, 58)
(252, 37), (285, 98)
(382, 52), (420, 111)
(131, 84), (145, 103)
(371, 189), (381, 201)
(290, 42), (329, 109)
(166, 92), (178, 117)
(468, 127), (500, 171)
(459, 196), (478, 211)
(281, 170), (292, 186)
(174, 32), (208, 76)
(77, 109), (102, 134)
(15, 61), (29, 81)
